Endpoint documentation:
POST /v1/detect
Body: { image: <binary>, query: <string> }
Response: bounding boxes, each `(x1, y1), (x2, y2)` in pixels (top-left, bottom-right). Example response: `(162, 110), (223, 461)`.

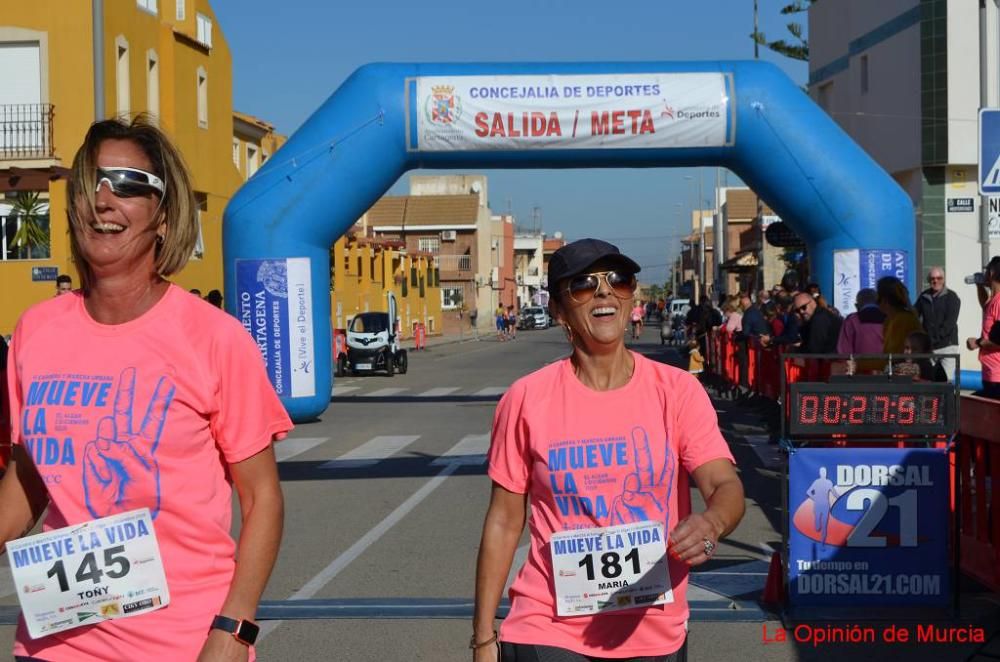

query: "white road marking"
(473, 387), (507, 397)
(362, 387), (407, 397)
(431, 434), (490, 466)
(686, 584), (730, 600)
(258, 461), (463, 641)
(318, 435), (420, 470)
(332, 385), (361, 396)
(274, 437), (330, 463)
(416, 387), (461, 397)
(505, 544), (530, 592)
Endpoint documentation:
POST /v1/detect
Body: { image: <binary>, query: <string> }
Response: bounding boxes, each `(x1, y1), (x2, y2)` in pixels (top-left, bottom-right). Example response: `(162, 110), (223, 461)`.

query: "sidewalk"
(405, 324), (542, 350)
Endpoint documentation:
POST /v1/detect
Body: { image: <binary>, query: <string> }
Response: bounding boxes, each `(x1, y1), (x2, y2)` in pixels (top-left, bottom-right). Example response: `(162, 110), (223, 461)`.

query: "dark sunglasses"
(96, 167), (166, 198)
(795, 302), (812, 313)
(564, 270), (636, 304)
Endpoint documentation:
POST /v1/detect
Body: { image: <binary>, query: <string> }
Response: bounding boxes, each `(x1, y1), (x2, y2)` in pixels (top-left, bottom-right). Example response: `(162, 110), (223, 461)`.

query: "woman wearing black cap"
(472, 239), (745, 661)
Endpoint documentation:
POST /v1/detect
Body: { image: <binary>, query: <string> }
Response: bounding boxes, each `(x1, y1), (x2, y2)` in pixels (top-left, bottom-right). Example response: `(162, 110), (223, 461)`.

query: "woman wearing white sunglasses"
(473, 238), (744, 662)
(1, 116), (291, 661)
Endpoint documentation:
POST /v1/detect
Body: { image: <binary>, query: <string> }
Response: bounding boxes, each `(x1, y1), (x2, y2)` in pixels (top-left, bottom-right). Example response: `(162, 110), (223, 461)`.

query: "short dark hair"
(55, 274), (72, 286)
(987, 256), (1000, 284)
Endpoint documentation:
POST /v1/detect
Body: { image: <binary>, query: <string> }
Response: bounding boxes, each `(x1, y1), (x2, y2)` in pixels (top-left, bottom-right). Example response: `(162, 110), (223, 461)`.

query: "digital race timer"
(788, 381), (957, 436)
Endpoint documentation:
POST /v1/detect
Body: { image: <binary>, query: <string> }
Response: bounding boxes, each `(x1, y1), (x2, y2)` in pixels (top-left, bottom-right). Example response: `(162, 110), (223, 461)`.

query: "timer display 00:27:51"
(796, 394), (942, 426)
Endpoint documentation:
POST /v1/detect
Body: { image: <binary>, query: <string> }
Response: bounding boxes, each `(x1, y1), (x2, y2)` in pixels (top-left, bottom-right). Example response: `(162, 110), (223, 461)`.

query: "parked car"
(521, 306), (550, 330)
(668, 298), (691, 319)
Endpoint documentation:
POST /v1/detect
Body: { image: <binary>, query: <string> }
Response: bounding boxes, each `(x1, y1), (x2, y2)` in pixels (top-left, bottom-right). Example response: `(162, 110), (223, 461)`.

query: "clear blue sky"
(214, 0), (808, 285)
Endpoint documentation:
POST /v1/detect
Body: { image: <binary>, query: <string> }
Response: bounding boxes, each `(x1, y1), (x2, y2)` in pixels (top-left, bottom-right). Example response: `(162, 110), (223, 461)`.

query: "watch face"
(235, 620), (260, 645)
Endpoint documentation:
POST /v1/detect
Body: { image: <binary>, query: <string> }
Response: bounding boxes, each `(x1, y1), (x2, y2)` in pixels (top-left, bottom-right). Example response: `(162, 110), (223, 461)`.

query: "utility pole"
(754, 0), (759, 60)
(754, 0), (765, 293)
(698, 172), (706, 293)
(980, 1), (998, 265)
(715, 167), (724, 296)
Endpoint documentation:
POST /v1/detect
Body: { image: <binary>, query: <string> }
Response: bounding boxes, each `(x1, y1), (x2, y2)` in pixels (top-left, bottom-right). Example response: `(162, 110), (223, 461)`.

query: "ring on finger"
(703, 537), (716, 557)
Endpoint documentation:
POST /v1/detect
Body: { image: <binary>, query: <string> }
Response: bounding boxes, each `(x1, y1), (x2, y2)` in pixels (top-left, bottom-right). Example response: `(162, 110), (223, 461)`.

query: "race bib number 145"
(550, 520), (673, 617)
(7, 509), (170, 639)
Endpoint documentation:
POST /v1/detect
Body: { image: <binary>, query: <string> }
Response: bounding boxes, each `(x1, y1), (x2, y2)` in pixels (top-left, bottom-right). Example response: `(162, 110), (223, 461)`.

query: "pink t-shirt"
(981, 293), (1000, 382)
(6, 285), (292, 661)
(631, 306), (644, 323)
(488, 352), (733, 658)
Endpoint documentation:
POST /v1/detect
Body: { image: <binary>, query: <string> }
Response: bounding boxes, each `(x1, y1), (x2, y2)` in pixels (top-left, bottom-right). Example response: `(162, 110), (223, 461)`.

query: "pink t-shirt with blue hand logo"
(6, 285), (292, 661)
(488, 351), (733, 658)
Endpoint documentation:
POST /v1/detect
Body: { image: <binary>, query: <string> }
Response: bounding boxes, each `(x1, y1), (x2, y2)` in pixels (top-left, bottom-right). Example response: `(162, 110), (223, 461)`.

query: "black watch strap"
(211, 614), (260, 645)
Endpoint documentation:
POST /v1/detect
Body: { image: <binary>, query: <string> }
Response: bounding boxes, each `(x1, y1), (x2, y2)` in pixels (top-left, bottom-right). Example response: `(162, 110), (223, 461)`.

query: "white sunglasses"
(96, 167), (166, 197)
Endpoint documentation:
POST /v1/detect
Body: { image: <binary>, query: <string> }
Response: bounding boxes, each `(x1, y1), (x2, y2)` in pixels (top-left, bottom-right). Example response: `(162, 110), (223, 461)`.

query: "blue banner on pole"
(858, 249), (907, 288)
(788, 447), (949, 607)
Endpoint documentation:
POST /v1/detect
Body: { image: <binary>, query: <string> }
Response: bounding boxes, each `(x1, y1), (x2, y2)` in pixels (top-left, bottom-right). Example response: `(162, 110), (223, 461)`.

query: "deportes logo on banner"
(833, 249), (908, 317)
(411, 73), (732, 151)
(236, 257), (316, 398)
(788, 448), (949, 607)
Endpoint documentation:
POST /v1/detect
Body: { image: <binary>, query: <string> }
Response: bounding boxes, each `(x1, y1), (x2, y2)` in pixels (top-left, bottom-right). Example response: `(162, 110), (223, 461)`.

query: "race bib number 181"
(7, 509), (170, 639)
(550, 520), (673, 617)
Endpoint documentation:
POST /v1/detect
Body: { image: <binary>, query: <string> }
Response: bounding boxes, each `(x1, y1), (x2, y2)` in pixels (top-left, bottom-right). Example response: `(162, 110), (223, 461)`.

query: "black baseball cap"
(547, 238), (641, 296)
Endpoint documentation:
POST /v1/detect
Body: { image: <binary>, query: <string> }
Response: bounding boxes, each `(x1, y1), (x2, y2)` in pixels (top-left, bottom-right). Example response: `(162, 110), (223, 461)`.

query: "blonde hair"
(67, 114), (197, 290)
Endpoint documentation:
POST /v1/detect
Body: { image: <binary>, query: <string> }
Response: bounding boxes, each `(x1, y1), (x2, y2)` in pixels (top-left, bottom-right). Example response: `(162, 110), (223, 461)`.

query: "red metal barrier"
(708, 329), (724, 376)
(756, 343), (782, 400)
(957, 395), (1000, 592)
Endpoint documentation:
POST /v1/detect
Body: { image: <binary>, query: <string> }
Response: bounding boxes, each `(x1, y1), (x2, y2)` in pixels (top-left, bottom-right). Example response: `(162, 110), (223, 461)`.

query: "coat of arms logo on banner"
(426, 85), (461, 125)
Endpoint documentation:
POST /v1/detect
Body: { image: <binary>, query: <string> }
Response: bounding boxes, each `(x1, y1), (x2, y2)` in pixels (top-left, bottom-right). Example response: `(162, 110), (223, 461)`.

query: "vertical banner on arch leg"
(833, 249), (908, 315)
(236, 257), (316, 399)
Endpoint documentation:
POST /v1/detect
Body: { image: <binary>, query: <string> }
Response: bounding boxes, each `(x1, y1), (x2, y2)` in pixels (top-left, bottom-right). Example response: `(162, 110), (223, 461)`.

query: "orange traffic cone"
(762, 550), (785, 606)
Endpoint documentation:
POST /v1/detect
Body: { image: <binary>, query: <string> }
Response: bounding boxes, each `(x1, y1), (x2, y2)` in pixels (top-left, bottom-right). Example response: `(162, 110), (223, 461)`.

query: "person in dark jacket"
(792, 291), (842, 353)
(914, 267), (961, 382)
(764, 296), (801, 349)
(734, 294), (768, 388)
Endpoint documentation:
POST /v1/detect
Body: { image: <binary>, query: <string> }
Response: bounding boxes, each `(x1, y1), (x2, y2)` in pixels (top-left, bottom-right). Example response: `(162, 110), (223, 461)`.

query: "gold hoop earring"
(564, 324), (574, 345)
(156, 234), (165, 245)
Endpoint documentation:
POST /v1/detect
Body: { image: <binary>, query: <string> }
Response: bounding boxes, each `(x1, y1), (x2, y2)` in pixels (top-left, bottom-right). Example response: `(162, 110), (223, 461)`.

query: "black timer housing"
(788, 379), (957, 436)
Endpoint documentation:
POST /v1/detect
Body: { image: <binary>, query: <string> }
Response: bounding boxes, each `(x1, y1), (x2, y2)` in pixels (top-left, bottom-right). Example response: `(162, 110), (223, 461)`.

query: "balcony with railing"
(437, 253), (473, 280)
(0, 104), (55, 161)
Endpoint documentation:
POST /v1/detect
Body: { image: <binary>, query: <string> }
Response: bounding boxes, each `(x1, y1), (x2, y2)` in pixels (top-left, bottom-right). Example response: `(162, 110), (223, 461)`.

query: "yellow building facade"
(232, 110), (285, 182)
(331, 235), (442, 339)
(0, 0), (241, 334)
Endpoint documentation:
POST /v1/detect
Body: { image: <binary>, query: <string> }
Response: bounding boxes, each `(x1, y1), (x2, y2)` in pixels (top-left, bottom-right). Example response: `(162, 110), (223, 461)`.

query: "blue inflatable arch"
(223, 61), (915, 422)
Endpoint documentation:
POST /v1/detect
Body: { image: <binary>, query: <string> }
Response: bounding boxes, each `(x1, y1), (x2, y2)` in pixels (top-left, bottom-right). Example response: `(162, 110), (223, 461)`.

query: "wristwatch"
(976, 337), (984, 348)
(211, 615), (260, 646)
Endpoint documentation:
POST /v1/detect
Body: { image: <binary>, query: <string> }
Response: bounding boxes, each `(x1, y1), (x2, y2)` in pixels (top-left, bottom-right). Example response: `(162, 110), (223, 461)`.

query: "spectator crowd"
(679, 258), (1000, 399)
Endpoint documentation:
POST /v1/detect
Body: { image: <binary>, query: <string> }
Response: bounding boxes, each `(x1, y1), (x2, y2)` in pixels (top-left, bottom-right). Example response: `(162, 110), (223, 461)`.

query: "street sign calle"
(946, 197), (975, 213)
(30, 266), (58, 282)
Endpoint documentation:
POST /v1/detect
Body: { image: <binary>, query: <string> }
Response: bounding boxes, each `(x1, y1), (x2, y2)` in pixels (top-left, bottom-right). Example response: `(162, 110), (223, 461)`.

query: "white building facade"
(809, 0), (1000, 370)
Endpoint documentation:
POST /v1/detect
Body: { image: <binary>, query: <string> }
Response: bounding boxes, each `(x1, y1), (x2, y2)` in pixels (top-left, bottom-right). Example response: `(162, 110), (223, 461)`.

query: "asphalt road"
(2, 326), (998, 661)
